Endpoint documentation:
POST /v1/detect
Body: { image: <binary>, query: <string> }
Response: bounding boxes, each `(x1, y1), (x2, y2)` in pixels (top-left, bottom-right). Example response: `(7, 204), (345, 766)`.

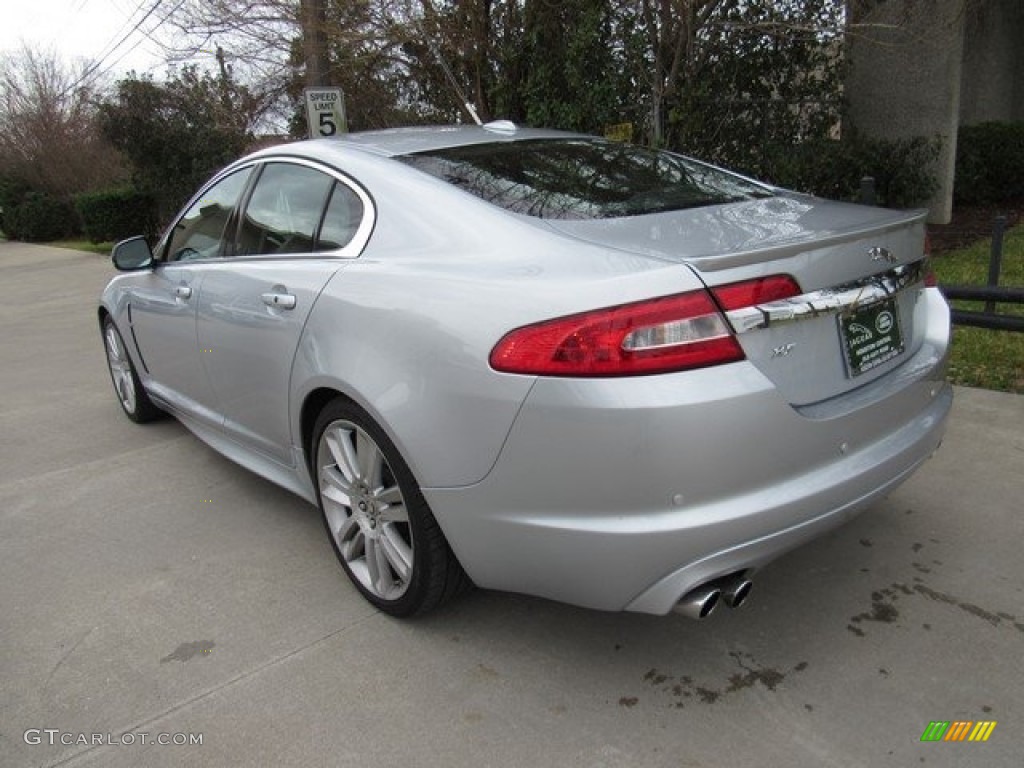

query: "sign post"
(304, 87), (347, 139)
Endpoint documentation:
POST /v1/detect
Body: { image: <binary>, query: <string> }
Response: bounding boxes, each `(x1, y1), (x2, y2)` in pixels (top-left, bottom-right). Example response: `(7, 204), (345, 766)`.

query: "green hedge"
(0, 176), (32, 238)
(766, 134), (940, 209)
(3, 192), (79, 242)
(75, 188), (158, 243)
(955, 121), (1024, 205)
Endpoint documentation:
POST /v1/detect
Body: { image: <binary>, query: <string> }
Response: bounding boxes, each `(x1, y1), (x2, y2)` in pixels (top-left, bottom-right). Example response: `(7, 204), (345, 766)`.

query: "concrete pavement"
(1, 242), (1021, 767)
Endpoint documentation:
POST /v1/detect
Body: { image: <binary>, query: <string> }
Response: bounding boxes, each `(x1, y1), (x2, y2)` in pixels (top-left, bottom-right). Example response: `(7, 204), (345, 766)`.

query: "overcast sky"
(0, 0), (194, 80)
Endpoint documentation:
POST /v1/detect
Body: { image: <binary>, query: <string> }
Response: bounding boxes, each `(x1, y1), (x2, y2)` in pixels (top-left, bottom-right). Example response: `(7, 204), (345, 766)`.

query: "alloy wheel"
(104, 324), (137, 415)
(317, 420), (413, 601)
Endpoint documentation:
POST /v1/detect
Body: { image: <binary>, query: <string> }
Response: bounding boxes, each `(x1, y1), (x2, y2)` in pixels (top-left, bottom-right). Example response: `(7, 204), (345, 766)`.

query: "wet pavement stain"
(912, 584), (1023, 631)
(847, 581), (1024, 636)
(160, 640), (215, 663)
(639, 651), (807, 708)
(643, 668), (669, 685)
(725, 665), (785, 693)
(472, 663), (502, 681)
(847, 589), (900, 635)
(695, 687), (719, 704)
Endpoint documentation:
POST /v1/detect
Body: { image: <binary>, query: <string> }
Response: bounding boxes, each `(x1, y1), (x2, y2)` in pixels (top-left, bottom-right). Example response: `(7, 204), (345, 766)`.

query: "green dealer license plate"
(839, 298), (905, 377)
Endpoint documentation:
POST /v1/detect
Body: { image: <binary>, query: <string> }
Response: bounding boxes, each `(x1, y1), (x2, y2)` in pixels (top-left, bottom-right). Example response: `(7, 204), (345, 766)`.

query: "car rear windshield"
(398, 138), (772, 220)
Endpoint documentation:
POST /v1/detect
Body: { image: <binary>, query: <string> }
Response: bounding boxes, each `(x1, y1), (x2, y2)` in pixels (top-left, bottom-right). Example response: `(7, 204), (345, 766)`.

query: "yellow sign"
(604, 122), (634, 143)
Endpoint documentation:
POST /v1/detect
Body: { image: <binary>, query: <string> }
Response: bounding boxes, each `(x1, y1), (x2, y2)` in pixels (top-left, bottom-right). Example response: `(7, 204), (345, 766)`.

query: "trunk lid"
(545, 194), (931, 406)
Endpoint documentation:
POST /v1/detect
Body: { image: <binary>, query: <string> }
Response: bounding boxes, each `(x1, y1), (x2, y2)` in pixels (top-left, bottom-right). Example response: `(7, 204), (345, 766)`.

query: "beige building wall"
(846, 0), (1023, 223)
(845, 0), (966, 224)
(960, 0), (1024, 124)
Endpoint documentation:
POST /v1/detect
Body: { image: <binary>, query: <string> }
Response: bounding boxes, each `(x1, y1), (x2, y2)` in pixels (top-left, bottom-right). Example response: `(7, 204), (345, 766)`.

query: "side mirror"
(111, 236), (155, 271)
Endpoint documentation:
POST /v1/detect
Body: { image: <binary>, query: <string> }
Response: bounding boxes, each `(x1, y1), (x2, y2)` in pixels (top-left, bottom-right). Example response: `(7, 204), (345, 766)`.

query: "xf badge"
(771, 343), (797, 358)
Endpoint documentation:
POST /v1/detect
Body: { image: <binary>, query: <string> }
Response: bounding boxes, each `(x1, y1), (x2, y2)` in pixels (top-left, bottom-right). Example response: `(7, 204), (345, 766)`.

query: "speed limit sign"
(304, 87), (347, 138)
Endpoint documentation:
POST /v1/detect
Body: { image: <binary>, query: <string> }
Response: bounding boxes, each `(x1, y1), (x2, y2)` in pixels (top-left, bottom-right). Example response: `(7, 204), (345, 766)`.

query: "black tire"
(312, 398), (469, 617)
(101, 315), (163, 423)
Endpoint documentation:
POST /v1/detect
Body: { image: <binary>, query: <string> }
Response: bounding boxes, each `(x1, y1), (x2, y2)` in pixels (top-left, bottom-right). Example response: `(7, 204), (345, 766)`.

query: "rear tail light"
(490, 276), (801, 378)
(711, 275), (802, 311)
(490, 291), (742, 377)
(921, 258), (938, 288)
(923, 261), (938, 287)
(922, 232), (938, 287)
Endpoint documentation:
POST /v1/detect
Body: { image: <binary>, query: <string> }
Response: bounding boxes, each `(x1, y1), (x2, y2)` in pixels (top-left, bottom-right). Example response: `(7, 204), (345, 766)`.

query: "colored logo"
(875, 310), (894, 334)
(920, 720), (997, 742)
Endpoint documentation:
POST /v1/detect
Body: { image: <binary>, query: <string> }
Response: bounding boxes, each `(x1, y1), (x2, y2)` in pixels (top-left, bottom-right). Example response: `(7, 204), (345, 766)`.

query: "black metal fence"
(857, 177), (1021, 333)
(939, 216), (1024, 333)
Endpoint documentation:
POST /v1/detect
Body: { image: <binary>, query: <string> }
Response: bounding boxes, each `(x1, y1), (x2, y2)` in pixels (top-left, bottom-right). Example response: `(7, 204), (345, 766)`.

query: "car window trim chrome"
(156, 155), (377, 266)
(245, 155), (376, 260)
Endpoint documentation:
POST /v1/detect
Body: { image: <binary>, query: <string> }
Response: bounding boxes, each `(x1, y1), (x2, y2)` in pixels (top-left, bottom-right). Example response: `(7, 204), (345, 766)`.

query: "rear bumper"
(424, 307), (951, 614)
(624, 387), (949, 613)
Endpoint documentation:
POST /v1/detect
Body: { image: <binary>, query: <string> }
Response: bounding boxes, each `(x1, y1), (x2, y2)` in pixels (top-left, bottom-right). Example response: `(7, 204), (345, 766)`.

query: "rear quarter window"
(236, 163), (333, 255)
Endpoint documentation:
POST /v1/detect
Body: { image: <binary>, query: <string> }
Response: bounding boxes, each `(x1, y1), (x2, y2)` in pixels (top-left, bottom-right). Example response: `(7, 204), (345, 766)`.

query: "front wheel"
(312, 399), (469, 616)
(102, 316), (162, 423)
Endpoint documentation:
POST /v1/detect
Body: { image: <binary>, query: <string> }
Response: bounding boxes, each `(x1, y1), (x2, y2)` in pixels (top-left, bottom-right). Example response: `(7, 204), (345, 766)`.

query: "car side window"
(166, 168), (252, 262)
(317, 182), (365, 251)
(235, 163), (333, 256)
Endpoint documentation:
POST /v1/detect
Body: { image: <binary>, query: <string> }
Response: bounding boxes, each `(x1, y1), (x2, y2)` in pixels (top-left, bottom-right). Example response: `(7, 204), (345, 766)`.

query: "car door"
(195, 159), (372, 466)
(127, 167), (254, 422)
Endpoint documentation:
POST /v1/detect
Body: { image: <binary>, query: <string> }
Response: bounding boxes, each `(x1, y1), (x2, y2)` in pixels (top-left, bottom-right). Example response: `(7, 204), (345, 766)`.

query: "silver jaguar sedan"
(99, 123), (952, 618)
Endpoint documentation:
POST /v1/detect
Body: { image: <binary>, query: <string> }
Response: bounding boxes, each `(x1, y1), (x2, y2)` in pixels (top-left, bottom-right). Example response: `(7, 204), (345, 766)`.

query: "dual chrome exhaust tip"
(672, 573), (753, 620)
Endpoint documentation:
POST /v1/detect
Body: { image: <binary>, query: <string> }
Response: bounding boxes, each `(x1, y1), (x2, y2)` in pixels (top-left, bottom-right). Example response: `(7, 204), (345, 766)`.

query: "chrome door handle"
(174, 285), (192, 299)
(261, 292), (296, 310)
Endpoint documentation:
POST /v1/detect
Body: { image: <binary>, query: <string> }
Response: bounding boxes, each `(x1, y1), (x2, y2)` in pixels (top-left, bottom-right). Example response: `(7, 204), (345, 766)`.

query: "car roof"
(288, 122), (586, 159)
